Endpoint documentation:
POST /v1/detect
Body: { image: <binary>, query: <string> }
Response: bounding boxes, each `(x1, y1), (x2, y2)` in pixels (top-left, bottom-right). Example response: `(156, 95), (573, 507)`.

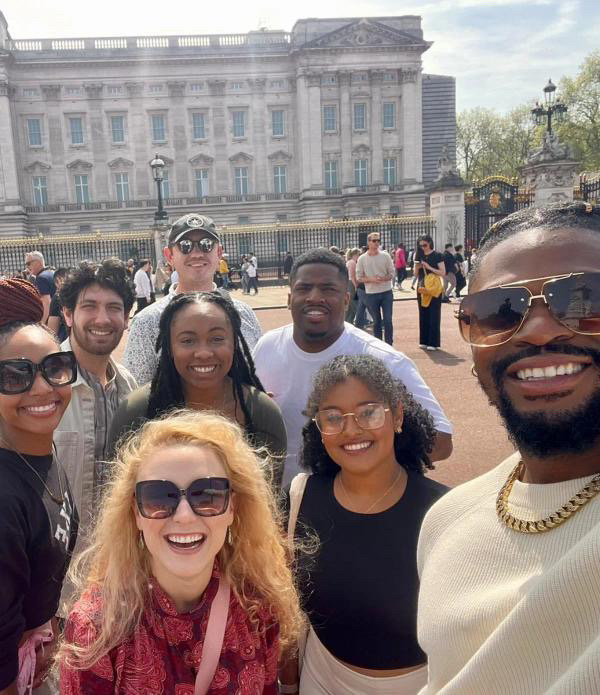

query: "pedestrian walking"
(454, 244), (467, 297)
(395, 243), (407, 289)
(133, 259), (152, 314)
(356, 232), (395, 345)
(414, 236), (445, 351)
(442, 243), (457, 302)
(345, 248), (360, 324)
(59, 410), (303, 693)
(282, 355), (447, 694)
(418, 201), (600, 695)
(283, 251), (294, 278)
(219, 254), (230, 290)
(247, 253), (259, 295)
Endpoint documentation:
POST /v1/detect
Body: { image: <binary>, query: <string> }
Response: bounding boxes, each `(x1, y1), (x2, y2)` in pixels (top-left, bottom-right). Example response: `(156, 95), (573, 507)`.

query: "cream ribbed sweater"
(417, 452), (600, 695)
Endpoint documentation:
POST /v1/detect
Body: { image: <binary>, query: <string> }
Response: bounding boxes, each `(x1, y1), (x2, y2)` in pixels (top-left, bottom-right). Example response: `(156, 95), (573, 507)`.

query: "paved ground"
(117, 284), (514, 489)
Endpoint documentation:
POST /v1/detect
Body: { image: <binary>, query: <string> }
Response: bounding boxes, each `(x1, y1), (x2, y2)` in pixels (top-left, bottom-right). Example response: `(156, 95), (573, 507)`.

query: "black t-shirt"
(455, 253), (465, 275)
(49, 293), (68, 342)
(0, 449), (78, 689)
(417, 250), (444, 284)
(443, 251), (457, 274)
(285, 471), (447, 669)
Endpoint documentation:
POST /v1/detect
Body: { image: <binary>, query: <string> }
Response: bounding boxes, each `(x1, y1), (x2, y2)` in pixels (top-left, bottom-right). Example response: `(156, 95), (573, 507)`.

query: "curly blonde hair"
(59, 409), (304, 668)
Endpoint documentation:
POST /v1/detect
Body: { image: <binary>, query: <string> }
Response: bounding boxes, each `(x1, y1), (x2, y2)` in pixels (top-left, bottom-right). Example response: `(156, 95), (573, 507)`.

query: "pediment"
(229, 151), (254, 163)
(66, 159), (93, 170)
(189, 153), (214, 166)
(107, 157), (134, 169)
(301, 19), (431, 51)
(24, 160), (51, 172)
(267, 150), (292, 161)
(352, 144), (371, 156)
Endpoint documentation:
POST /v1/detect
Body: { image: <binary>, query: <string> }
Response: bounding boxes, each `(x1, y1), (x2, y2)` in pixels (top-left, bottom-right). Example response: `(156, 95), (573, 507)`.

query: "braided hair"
(471, 201), (600, 281)
(0, 278), (54, 346)
(300, 355), (436, 476)
(146, 292), (265, 435)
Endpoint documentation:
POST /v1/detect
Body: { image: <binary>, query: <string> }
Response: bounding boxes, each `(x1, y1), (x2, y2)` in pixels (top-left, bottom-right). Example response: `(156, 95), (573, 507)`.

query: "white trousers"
(300, 628), (428, 695)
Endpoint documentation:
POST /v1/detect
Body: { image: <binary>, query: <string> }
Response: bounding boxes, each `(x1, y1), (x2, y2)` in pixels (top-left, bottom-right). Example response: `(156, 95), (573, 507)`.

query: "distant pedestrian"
(356, 232), (395, 345)
(345, 248), (360, 324)
(395, 243), (407, 289)
(442, 243), (457, 302)
(408, 248), (418, 289)
(247, 253), (258, 295)
(240, 256), (250, 294)
(47, 267), (69, 342)
(133, 259), (152, 314)
(283, 251), (293, 278)
(154, 261), (171, 296)
(454, 244), (467, 298)
(24, 251), (55, 323)
(414, 236), (445, 351)
(219, 254), (230, 290)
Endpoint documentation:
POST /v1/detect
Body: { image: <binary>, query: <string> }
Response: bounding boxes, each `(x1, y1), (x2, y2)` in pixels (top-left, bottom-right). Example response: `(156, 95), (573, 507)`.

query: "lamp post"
(150, 153), (168, 223)
(531, 79), (568, 135)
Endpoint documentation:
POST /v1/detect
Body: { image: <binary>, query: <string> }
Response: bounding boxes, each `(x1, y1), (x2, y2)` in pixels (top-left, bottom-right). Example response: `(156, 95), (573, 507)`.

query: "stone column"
(123, 82), (150, 198)
(41, 85), (67, 202)
(85, 82), (109, 200)
(400, 67), (423, 187)
(168, 81), (189, 197)
(307, 73), (323, 189)
(429, 183), (466, 250)
(208, 80), (228, 194)
(520, 134), (579, 206)
(339, 71), (352, 187)
(295, 71), (323, 193)
(370, 70), (384, 184)
(0, 64), (22, 209)
(248, 78), (267, 193)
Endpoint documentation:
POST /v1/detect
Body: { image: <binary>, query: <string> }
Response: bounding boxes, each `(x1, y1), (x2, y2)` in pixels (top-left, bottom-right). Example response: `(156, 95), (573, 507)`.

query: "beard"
(71, 323), (121, 356)
(485, 344), (600, 458)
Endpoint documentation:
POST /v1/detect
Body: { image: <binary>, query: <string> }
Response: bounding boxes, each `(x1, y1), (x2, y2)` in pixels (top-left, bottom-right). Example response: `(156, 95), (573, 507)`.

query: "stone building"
(0, 13), (456, 236)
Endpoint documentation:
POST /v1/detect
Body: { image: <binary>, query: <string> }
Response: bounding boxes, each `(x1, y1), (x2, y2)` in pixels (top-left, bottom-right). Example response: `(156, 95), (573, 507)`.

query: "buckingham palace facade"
(0, 13), (456, 236)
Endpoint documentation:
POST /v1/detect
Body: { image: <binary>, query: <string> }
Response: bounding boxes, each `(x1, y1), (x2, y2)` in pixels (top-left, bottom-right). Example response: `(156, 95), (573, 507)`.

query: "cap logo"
(186, 215), (204, 228)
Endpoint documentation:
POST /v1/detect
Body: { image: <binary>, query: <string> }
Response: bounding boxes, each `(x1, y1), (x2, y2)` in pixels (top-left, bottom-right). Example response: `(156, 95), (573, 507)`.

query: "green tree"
(557, 52), (600, 171)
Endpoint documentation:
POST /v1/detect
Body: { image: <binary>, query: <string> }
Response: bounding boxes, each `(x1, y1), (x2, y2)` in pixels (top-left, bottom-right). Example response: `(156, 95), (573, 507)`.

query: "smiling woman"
(58, 410), (304, 694)
(282, 355), (447, 694)
(0, 278), (78, 695)
(108, 291), (287, 490)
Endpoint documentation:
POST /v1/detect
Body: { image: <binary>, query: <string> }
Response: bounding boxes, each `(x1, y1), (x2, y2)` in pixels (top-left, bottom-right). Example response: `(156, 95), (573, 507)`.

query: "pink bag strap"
(195, 575), (231, 695)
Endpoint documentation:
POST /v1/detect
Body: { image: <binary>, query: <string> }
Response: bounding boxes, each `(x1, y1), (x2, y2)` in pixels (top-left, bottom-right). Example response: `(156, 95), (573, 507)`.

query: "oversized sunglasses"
(175, 238), (217, 255)
(313, 402), (390, 435)
(456, 272), (600, 347)
(135, 477), (230, 519)
(0, 351), (77, 394)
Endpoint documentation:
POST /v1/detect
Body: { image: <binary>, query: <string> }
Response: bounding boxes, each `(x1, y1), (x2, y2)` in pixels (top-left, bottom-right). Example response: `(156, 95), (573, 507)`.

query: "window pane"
(194, 169), (208, 198)
(323, 106), (337, 132)
(233, 111), (246, 138)
(151, 115), (166, 142)
(75, 174), (90, 204)
(273, 165), (287, 194)
(383, 158), (397, 185)
(383, 102), (396, 129)
(115, 173), (130, 201)
(353, 104), (366, 130)
(27, 119), (42, 146)
(69, 118), (84, 145)
(354, 159), (368, 186)
(272, 110), (284, 136)
(111, 116), (124, 143)
(324, 161), (338, 190)
(32, 176), (48, 205)
(192, 113), (205, 139)
(234, 167), (248, 195)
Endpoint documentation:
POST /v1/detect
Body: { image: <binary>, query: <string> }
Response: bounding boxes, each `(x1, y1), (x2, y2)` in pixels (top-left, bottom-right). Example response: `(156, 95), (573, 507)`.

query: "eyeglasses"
(456, 272), (600, 347)
(313, 402), (390, 435)
(0, 351), (77, 395)
(369, 238), (381, 244)
(135, 477), (230, 519)
(175, 237), (217, 255)
(419, 244), (429, 249)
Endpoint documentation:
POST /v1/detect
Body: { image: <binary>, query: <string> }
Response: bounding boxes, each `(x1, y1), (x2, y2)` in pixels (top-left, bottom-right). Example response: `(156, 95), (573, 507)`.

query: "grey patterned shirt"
(123, 285), (262, 385)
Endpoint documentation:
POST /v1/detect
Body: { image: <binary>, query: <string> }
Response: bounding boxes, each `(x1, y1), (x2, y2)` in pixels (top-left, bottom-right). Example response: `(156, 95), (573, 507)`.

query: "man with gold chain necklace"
(417, 201), (600, 695)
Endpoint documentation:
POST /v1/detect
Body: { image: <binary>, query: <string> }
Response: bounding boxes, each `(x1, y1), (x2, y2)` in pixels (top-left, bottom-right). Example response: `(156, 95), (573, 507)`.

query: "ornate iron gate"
(465, 177), (532, 250)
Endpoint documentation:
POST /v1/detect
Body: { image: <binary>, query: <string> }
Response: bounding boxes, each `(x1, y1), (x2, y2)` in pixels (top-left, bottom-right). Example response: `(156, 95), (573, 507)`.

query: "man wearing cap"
(356, 232), (395, 345)
(123, 213), (262, 385)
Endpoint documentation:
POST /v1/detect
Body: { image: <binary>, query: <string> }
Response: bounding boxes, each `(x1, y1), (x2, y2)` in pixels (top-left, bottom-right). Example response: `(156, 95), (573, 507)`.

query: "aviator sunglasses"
(175, 237), (217, 255)
(456, 272), (600, 347)
(135, 477), (230, 519)
(0, 351), (77, 394)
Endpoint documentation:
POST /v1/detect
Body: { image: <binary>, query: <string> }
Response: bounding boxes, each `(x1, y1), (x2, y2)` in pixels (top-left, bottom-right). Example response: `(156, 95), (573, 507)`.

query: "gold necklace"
(1, 439), (64, 506)
(338, 469), (403, 514)
(496, 461), (600, 533)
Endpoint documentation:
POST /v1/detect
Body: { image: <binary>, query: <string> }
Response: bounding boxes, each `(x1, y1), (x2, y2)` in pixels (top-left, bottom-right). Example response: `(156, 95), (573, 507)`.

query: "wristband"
(278, 682), (299, 694)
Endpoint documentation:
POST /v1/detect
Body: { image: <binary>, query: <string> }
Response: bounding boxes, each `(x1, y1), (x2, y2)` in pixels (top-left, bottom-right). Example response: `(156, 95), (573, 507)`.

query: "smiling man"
(417, 202), (600, 695)
(253, 248), (453, 485)
(123, 213), (261, 385)
(53, 259), (137, 613)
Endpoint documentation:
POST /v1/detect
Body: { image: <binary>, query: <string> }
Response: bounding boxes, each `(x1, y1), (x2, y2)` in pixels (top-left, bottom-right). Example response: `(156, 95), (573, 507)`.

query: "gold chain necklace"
(339, 469), (403, 514)
(0, 439), (64, 506)
(496, 461), (600, 533)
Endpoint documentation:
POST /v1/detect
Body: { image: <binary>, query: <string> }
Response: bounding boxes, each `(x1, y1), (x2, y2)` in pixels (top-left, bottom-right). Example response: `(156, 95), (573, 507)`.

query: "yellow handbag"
(418, 272), (443, 307)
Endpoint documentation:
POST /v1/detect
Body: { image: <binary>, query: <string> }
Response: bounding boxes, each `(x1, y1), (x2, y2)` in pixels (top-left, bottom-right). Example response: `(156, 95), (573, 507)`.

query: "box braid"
(471, 201), (600, 282)
(146, 291), (265, 436)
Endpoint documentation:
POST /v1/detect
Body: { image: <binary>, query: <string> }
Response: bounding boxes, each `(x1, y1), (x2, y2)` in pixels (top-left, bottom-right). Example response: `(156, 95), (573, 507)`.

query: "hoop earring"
(138, 531), (145, 551)
(471, 364), (478, 378)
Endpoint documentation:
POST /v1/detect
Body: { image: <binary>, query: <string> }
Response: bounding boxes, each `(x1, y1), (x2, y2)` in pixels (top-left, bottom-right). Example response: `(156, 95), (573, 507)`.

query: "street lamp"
(531, 79), (568, 135)
(150, 153), (168, 223)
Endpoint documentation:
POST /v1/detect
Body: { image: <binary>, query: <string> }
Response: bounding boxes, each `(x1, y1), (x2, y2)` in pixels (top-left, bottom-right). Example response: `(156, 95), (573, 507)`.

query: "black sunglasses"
(175, 238), (217, 255)
(135, 477), (231, 519)
(456, 272), (600, 347)
(0, 351), (77, 395)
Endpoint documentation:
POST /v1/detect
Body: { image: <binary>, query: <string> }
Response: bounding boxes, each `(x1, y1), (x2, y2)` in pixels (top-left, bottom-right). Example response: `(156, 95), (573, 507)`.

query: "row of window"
(24, 101), (397, 148)
(29, 156), (399, 206)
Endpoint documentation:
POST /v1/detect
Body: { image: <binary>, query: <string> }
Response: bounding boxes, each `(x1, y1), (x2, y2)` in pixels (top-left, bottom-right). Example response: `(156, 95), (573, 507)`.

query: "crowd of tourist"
(0, 200), (599, 695)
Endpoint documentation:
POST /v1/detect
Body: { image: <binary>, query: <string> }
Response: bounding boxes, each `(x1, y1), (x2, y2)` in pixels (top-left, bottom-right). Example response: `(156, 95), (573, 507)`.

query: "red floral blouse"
(60, 566), (279, 694)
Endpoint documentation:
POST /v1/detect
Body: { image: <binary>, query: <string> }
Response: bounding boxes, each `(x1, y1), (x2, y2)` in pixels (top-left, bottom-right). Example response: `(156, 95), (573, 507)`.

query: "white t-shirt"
(247, 258), (257, 278)
(253, 323), (452, 485)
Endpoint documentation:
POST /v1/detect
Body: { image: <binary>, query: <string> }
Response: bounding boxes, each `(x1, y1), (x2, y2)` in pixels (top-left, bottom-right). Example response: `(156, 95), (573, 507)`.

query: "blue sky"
(1, 0), (597, 113)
